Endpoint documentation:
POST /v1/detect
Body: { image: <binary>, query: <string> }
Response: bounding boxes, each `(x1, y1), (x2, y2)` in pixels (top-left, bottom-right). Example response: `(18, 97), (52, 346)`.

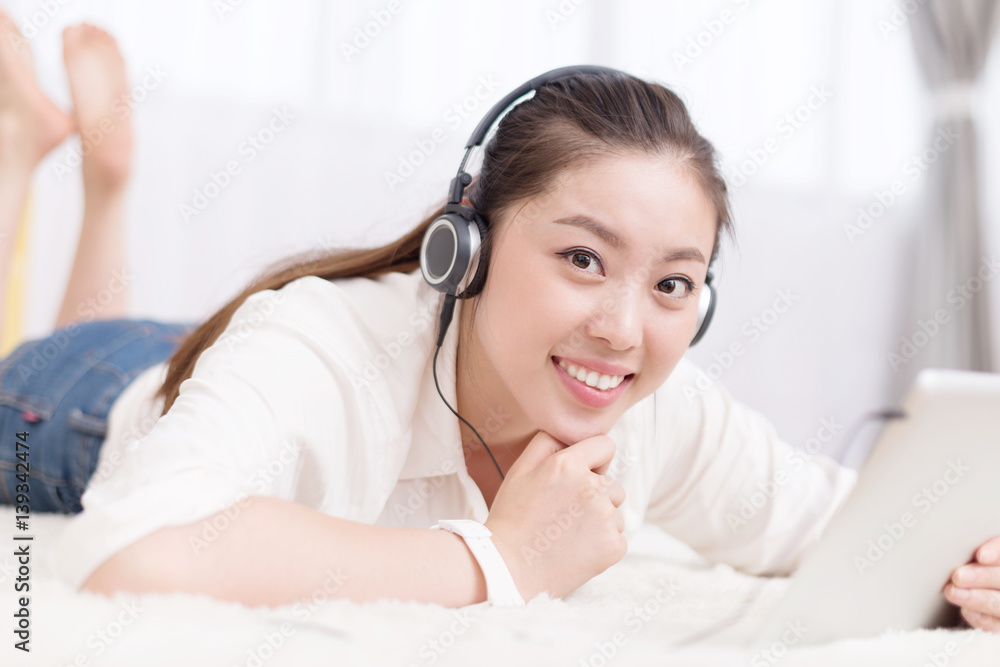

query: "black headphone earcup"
(690, 276), (716, 346)
(459, 212), (489, 298)
(419, 207), (487, 299)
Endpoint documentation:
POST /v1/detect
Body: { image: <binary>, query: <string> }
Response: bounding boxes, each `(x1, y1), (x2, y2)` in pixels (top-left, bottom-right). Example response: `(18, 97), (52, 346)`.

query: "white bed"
(1, 508), (996, 666)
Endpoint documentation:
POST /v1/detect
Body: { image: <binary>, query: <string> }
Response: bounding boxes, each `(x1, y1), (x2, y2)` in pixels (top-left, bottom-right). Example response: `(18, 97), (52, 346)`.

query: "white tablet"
(750, 368), (1000, 647)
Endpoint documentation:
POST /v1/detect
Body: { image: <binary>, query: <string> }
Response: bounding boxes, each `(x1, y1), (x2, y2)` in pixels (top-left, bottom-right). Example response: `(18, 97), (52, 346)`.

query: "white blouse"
(55, 268), (857, 590)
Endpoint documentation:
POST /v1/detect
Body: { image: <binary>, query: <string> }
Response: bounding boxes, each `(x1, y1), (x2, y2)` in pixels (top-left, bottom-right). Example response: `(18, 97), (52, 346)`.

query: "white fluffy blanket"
(2, 508), (997, 667)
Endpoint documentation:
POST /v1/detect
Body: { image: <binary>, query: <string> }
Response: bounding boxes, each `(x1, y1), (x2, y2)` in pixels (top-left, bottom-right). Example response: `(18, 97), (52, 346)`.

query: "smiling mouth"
(553, 357), (634, 392)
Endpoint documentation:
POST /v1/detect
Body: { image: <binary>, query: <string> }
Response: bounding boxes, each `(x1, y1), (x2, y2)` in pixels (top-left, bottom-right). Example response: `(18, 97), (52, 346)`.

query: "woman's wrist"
(428, 528), (489, 606)
(485, 526), (532, 601)
(431, 520), (525, 607)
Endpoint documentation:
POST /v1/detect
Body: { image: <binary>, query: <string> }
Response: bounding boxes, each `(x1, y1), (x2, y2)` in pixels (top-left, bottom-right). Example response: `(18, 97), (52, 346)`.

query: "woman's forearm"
(82, 495), (489, 607)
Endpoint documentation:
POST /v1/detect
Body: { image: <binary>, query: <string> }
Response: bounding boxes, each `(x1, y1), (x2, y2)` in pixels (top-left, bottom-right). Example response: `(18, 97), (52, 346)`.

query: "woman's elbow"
(81, 524), (195, 596)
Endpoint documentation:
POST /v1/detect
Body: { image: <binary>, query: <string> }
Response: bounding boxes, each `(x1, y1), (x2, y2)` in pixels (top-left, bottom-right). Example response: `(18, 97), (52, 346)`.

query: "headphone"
(419, 65), (718, 481)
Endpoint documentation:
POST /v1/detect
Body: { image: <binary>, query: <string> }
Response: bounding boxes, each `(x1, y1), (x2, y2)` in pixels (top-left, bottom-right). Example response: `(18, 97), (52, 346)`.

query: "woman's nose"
(584, 288), (644, 351)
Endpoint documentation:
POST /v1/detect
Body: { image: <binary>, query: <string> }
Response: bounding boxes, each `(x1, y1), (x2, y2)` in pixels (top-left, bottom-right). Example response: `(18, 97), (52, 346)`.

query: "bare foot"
(62, 23), (132, 194)
(0, 9), (74, 175)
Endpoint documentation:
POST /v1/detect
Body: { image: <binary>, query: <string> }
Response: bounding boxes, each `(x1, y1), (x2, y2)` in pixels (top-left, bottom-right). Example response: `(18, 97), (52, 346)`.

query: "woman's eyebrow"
(551, 215), (706, 264)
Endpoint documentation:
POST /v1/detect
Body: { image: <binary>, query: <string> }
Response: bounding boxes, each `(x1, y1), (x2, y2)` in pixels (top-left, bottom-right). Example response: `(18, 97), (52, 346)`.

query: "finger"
(961, 607), (1000, 633)
(944, 584), (1000, 618)
(976, 536), (1000, 565)
(604, 479), (626, 508)
(951, 564), (1000, 590)
(558, 435), (616, 475)
(509, 430), (566, 476)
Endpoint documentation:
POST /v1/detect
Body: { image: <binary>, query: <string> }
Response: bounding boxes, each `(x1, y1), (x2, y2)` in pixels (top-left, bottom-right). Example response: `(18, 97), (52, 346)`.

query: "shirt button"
(21, 410), (41, 423)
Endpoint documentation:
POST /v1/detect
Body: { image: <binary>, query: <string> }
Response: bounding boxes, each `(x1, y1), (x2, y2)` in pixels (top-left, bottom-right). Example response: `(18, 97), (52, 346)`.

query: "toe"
(62, 25), (83, 47)
(1, 10), (22, 41)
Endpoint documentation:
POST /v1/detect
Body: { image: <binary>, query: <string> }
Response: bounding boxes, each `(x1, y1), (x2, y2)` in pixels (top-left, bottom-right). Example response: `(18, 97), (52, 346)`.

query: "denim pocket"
(0, 320), (194, 513)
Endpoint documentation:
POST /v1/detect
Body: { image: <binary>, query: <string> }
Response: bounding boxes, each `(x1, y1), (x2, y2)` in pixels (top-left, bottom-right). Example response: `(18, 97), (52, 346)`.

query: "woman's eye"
(560, 250), (695, 300)
(659, 277), (694, 299)
(562, 250), (603, 274)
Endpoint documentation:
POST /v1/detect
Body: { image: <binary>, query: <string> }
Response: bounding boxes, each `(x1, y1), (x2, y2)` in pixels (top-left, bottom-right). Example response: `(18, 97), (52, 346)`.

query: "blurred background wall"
(3, 0), (998, 467)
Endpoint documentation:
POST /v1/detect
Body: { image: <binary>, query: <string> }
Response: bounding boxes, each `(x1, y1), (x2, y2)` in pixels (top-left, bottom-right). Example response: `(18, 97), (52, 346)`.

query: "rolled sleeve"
(643, 359), (858, 576)
(55, 279), (369, 589)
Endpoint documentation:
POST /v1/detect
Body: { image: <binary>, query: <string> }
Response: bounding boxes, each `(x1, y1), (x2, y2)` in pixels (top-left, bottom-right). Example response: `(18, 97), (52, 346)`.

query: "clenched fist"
(485, 430), (627, 601)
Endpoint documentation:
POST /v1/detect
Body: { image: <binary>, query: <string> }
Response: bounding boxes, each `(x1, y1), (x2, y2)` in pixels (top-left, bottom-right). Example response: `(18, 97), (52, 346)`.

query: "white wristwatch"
(431, 519), (525, 608)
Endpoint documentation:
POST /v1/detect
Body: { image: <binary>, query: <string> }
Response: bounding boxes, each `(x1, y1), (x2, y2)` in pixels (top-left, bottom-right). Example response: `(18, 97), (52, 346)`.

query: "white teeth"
(557, 359), (626, 392)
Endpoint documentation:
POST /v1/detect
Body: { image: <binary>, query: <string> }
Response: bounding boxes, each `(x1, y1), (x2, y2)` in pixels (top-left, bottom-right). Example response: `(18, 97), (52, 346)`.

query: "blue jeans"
(0, 319), (196, 514)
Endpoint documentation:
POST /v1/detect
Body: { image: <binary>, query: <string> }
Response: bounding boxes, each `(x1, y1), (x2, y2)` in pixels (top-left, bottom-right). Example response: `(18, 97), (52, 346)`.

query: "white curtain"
(891, 0), (1000, 400)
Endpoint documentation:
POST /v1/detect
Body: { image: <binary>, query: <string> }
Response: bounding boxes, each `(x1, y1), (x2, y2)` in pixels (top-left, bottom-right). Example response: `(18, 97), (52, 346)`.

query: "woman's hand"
(484, 430), (627, 601)
(943, 536), (1000, 631)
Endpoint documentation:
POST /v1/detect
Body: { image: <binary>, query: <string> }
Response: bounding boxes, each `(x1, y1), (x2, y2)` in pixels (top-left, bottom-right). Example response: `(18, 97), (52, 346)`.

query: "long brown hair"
(155, 70), (733, 415)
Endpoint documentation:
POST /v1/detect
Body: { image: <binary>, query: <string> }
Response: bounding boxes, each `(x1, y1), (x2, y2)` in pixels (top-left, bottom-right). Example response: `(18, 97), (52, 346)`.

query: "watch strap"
(431, 519), (525, 608)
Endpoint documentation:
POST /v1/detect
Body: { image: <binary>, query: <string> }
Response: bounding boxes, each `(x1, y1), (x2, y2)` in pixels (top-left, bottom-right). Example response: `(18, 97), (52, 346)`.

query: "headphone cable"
(432, 293), (505, 482)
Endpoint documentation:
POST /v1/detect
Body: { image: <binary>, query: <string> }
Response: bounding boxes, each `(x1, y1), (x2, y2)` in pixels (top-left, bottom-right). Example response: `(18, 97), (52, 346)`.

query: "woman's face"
(464, 152), (718, 447)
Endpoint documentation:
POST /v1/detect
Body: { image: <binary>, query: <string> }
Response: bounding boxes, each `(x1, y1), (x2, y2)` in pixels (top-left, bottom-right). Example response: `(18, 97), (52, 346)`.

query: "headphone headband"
(463, 65), (627, 150)
(448, 64), (628, 205)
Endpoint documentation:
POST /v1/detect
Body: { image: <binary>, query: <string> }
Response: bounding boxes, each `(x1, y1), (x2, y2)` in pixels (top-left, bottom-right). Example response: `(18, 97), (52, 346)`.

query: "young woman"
(2, 15), (998, 630)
